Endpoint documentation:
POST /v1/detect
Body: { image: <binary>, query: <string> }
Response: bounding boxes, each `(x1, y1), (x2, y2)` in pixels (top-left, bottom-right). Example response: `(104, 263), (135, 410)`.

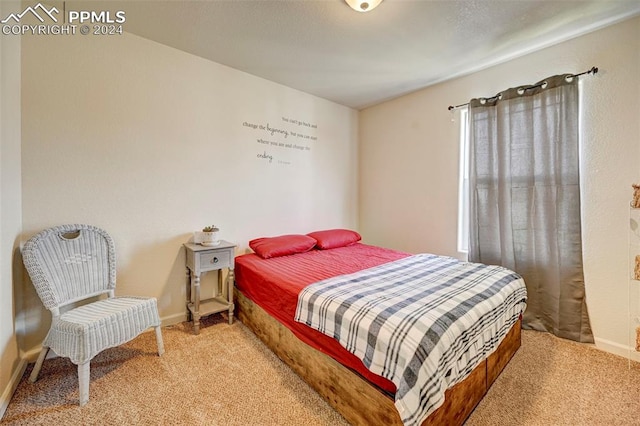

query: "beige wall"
(360, 16), (640, 359)
(21, 32), (358, 352)
(0, 1), (24, 416)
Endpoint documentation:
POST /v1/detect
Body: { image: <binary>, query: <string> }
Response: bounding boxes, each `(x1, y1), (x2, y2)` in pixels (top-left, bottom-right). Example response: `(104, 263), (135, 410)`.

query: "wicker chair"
(22, 224), (165, 406)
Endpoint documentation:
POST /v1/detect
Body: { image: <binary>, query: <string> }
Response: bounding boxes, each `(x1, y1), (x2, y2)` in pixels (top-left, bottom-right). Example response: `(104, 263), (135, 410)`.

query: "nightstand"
(184, 241), (236, 335)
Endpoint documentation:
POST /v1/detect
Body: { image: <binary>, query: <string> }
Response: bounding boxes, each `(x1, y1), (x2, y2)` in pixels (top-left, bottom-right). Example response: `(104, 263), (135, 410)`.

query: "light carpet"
(2, 315), (639, 425)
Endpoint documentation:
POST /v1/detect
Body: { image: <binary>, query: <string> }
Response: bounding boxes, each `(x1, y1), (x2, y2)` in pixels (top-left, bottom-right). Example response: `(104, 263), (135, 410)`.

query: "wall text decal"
(242, 116), (318, 166)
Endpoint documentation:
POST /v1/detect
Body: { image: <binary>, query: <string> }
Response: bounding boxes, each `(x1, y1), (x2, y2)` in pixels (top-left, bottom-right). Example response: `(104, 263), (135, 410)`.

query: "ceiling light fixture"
(345, 0), (383, 12)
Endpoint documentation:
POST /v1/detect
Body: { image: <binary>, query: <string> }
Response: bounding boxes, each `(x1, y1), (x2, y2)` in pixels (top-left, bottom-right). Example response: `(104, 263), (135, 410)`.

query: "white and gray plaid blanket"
(294, 254), (527, 426)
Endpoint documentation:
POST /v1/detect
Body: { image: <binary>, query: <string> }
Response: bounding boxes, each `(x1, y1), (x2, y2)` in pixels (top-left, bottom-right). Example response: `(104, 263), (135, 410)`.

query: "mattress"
(234, 243), (410, 393)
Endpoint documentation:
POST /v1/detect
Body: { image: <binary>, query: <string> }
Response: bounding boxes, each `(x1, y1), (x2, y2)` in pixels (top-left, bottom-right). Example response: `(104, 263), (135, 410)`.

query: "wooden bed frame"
(235, 289), (521, 426)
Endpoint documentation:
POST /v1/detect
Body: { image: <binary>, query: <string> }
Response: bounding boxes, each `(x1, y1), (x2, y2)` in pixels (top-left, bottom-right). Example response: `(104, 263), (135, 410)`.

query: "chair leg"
(78, 362), (90, 406)
(155, 325), (165, 356)
(29, 346), (50, 383)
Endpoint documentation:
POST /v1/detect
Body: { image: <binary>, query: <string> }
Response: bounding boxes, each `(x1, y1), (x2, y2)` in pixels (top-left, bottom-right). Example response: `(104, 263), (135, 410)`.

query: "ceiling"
(101, 1), (640, 109)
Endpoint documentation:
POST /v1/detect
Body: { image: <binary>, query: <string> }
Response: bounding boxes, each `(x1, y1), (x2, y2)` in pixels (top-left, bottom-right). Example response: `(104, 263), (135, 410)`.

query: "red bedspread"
(234, 243), (410, 394)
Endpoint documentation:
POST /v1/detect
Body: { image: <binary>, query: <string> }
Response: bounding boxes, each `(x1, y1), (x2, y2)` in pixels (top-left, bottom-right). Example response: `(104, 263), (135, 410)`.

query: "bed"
(233, 232), (526, 426)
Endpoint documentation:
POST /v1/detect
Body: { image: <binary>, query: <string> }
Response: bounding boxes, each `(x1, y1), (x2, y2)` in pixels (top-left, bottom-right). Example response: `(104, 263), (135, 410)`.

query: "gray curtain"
(468, 74), (593, 343)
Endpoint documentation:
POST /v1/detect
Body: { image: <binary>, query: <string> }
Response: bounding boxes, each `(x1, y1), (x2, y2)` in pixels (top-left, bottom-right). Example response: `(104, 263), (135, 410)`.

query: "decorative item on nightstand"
(200, 225), (220, 247)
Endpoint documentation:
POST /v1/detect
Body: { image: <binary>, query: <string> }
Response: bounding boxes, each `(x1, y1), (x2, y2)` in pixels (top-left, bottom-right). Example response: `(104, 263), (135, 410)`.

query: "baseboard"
(0, 357), (27, 420)
(21, 346), (44, 363)
(161, 311), (188, 327)
(594, 337), (640, 362)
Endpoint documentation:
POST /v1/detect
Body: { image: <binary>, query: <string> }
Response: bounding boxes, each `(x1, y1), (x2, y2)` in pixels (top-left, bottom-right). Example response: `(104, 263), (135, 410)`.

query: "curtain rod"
(447, 66), (598, 111)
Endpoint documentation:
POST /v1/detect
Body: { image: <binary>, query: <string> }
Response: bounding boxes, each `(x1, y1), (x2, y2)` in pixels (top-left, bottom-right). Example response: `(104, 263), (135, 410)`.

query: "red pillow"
(307, 229), (362, 250)
(249, 234), (316, 259)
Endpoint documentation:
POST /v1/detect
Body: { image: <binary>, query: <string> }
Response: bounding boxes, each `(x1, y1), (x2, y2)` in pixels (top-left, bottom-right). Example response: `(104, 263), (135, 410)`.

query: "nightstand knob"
(211, 257), (219, 264)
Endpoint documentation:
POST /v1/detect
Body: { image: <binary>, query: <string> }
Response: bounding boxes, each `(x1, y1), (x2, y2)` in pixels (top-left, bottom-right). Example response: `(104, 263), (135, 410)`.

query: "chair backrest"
(22, 224), (117, 311)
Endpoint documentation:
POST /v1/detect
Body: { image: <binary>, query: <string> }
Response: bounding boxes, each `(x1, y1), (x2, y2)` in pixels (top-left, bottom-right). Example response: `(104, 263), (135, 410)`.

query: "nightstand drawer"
(199, 250), (231, 271)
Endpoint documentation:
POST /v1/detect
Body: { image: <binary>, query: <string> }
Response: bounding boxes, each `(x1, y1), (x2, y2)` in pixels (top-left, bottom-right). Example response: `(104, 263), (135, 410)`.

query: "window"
(457, 107), (469, 254)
